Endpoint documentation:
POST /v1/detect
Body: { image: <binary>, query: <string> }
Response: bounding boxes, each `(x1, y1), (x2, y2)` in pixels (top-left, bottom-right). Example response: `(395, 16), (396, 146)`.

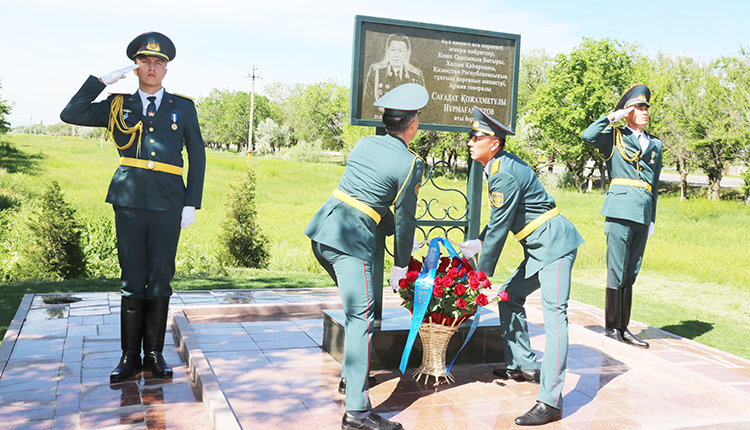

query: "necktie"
(147, 96), (157, 118)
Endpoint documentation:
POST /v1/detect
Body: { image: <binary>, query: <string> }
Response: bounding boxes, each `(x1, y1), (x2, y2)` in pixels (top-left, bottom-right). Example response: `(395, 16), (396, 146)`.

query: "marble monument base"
(322, 306), (504, 370)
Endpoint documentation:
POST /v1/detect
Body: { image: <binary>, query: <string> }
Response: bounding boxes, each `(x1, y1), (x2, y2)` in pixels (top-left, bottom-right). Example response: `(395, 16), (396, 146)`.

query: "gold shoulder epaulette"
(491, 159), (500, 176)
(108, 92), (131, 96)
(173, 93), (195, 101)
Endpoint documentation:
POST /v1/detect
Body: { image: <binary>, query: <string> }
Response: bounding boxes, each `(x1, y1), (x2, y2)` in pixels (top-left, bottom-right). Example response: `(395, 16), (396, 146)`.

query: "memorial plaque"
(350, 15), (521, 132)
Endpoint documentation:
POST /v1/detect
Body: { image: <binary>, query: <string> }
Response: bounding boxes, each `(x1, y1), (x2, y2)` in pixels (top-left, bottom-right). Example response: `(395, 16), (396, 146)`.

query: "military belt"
(514, 207), (559, 241)
(332, 189), (381, 225)
(119, 157), (183, 176)
(610, 178), (652, 192)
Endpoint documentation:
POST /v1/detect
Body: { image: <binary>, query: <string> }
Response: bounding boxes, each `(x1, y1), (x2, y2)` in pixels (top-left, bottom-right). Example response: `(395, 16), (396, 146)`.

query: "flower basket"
(413, 321), (460, 385)
(396, 251), (495, 385)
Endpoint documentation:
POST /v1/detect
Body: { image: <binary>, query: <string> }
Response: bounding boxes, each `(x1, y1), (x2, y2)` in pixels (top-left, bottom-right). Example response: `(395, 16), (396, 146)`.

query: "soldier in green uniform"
(580, 85), (661, 349)
(60, 32), (206, 382)
(459, 107), (584, 426)
(305, 83), (427, 430)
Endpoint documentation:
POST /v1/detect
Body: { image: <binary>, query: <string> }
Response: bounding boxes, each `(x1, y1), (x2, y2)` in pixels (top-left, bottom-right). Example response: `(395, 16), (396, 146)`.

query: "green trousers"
(114, 206), (181, 300)
(605, 218), (649, 290)
(498, 249), (576, 409)
(311, 241), (374, 412)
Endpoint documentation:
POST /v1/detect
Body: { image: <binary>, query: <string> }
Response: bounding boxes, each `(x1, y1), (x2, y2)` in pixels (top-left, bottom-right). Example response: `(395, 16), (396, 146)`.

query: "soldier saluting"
(61, 32), (206, 382)
(581, 84), (662, 349)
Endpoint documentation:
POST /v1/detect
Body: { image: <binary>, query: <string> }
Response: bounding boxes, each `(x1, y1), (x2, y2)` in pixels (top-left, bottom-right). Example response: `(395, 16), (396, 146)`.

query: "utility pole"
(246, 66), (261, 162)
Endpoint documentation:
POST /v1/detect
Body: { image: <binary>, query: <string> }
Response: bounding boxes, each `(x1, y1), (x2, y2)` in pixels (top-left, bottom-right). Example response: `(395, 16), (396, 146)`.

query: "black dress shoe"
(110, 350), (142, 382)
(604, 327), (624, 342)
(492, 368), (540, 383)
(621, 327), (650, 348)
(515, 401), (562, 426)
(338, 376), (378, 395)
(342, 411), (402, 430)
(143, 351), (173, 378)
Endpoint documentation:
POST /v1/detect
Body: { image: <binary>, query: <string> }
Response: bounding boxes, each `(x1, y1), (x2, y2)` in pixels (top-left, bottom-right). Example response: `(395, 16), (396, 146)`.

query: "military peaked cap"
(615, 84), (650, 110)
(374, 83), (428, 117)
(127, 32), (176, 62)
(470, 106), (515, 139)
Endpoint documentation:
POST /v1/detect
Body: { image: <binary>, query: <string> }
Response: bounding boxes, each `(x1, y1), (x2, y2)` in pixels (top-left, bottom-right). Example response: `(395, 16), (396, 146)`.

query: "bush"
(25, 181), (87, 280)
(219, 166), (271, 268)
(279, 139), (327, 164)
(81, 217), (119, 278)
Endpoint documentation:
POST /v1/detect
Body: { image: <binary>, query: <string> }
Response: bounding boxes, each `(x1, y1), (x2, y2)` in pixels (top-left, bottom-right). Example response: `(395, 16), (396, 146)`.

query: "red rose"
(433, 286), (444, 297)
(478, 271), (487, 281)
(399, 278), (409, 289)
(476, 293), (489, 306)
(454, 283), (466, 296)
(498, 290), (509, 302)
(467, 271), (478, 282)
(462, 257), (471, 267)
(451, 256), (462, 268)
(434, 276), (442, 287)
(408, 258), (422, 272)
(441, 276), (454, 288)
(482, 279), (492, 289)
(469, 278), (480, 291)
(446, 267), (458, 278)
(458, 266), (468, 277)
(456, 298), (467, 309)
(406, 271), (419, 282)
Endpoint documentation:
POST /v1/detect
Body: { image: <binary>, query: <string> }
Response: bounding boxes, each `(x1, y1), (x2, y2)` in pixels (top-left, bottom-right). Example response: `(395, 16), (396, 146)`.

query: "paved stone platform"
(2, 286), (750, 429)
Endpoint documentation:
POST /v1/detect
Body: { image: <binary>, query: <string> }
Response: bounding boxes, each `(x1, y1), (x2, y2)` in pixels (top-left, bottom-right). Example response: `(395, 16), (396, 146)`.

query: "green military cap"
(615, 84), (650, 110)
(470, 106), (515, 138)
(127, 32), (176, 62)
(374, 83), (428, 117)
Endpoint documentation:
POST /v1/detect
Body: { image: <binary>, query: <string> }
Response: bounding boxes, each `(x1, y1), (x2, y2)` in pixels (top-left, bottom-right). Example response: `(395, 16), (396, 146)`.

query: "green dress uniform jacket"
(580, 115), (662, 225)
(476, 150), (583, 410)
(60, 75), (206, 212)
(304, 134), (424, 267)
(477, 150), (584, 277)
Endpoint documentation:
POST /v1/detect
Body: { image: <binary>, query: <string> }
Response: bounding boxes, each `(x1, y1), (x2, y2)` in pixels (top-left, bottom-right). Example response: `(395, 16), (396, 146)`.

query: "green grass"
(1, 134), (749, 360)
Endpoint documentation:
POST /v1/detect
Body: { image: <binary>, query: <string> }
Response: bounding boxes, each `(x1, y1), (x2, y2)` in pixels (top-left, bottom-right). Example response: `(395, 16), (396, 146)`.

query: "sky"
(1, 0), (747, 128)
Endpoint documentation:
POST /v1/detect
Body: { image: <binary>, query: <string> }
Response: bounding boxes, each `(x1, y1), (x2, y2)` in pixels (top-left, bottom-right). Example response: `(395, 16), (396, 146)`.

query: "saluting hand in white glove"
(100, 64), (140, 85)
(608, 106), (634, 123)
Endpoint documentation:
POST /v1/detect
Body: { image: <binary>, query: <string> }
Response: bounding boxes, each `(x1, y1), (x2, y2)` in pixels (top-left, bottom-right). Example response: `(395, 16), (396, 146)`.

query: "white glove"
(411, 237), (421, 254)
(100, 64), (140, 85)
(180, 206), (196, 229)
(389, 266), (408, 289)
(458, 239), (482, 258)
(608, 106), (634, 123)
(648, 222), (655, 238)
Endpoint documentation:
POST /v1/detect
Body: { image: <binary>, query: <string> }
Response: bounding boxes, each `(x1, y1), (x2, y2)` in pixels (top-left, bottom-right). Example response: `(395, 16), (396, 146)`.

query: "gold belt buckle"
(147, 160), (155, 170)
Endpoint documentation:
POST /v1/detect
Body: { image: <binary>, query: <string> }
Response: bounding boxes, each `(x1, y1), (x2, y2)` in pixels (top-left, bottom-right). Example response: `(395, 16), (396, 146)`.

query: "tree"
(648, 54), (700, 200)
(517, 49), (552, 117)
(527, 38), (637, 191)
(26, 181), (87, 279)
(0, 79), (11, 134)
(266, 80), (349, 150)
(196, 89), (277, 152)
(219, 167), (270, 268)
(254, 118), (291, 155)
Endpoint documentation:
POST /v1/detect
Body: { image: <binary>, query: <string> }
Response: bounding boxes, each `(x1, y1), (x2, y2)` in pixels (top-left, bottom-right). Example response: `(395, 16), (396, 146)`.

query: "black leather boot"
(621, 287), (649, 348)
(110, 296), (144, 382)
(142, 298), (173, 378)
(342, 411), (402, 430)
(604, 288), (624, 342)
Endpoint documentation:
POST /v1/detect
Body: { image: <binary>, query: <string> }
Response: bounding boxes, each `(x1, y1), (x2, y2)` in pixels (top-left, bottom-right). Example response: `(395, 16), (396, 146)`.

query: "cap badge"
(147, 41), (160, 52)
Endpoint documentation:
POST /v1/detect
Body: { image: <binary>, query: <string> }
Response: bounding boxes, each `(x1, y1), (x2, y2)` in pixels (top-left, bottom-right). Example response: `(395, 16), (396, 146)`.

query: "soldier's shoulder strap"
(173, 93), (195, 101)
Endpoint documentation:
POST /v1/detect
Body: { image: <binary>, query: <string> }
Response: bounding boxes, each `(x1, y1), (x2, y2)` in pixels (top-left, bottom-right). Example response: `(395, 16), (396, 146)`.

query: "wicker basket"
(413, 321), (459, 385)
